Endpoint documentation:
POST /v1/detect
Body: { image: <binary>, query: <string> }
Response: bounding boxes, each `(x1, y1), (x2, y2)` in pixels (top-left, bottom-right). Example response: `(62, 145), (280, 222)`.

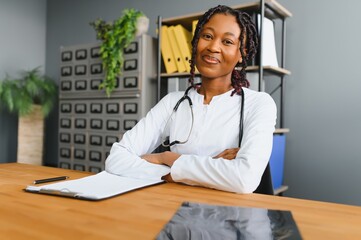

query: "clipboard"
(25, 171), (164, 201)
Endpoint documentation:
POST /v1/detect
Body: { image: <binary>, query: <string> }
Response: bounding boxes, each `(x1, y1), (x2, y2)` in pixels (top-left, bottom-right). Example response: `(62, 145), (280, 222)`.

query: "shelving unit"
(157, 0), (291, 129)
(58, 35), (157, 173)
(156, 0), (292, 195)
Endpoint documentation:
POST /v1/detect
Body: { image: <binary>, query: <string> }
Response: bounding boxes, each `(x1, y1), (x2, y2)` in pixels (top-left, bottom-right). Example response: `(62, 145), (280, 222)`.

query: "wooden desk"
(1, 163), (360, 239)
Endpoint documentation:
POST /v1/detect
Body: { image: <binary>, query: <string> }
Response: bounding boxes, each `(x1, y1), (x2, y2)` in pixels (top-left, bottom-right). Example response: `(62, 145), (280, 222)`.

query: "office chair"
(254, 163), (274, 195)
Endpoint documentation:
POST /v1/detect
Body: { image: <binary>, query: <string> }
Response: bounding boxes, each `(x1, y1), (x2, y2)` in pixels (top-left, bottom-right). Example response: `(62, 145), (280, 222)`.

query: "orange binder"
(168, 26), (187, 73)
(161, 26), (177, 74)
(173, 24), (192, 72)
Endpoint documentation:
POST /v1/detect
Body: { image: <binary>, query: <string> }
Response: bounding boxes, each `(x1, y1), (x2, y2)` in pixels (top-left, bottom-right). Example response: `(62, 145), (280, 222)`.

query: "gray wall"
(2, 0), (360, 206)
(0, 0), (47, 163)
(278, 0), (361, 205)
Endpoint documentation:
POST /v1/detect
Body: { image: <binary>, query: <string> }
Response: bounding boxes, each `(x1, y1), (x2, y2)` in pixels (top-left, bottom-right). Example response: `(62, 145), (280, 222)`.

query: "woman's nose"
(207, 40), (221, 53)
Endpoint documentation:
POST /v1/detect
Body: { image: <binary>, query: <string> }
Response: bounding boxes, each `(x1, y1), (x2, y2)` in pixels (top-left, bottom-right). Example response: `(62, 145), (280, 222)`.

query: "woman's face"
(196, 13), (242, 80)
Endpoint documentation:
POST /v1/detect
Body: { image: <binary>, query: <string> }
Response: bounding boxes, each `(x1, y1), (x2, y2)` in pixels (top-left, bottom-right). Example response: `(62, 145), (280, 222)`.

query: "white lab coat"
(105, 87), (276, 193)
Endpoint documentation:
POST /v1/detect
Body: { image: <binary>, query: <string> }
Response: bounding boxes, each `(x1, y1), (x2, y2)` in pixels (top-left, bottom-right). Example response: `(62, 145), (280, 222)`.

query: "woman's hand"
(161, 173), (175, 183)
(141, 151), (180, 167)
(213, 148), (240, 160)
(141, 153), (163, 165)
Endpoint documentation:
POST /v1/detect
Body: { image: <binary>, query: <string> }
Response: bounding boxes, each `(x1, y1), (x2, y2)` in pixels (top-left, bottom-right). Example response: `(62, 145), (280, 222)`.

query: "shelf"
(274, 185), (289, 195)
(158, 0), (292, 130)
(161, 72), (192, 78)
(162, 0), (292, 31)
(274, 128), (289, 134)
(245, 65), (291, 76)
(161, 65), (290, 78)
(157, 2), (291, 196)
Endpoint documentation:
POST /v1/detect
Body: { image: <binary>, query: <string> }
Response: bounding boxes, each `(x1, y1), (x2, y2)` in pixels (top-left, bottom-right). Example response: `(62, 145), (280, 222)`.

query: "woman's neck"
(198, 79), (232, 104)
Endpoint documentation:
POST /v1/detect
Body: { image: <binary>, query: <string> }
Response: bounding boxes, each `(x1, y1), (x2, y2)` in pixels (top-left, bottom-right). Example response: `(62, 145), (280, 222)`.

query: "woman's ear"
(238, 57), (243, 64)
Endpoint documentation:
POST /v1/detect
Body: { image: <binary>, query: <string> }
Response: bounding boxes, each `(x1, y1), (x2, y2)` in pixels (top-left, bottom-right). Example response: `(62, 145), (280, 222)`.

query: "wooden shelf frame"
(274, 185), (289, 195)
(274, 128), (290, 134)
(156, 1), (292, 195)
(246, 65), (291, 76)
(157, 2), (293, 115)
(161, 65), (291, 78)
(162, 0), (292, 27)
(157, 0), (292, 126)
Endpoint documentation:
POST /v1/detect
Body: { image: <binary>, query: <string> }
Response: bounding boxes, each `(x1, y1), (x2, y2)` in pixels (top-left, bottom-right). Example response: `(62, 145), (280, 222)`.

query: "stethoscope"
(161, 85), (245, 147)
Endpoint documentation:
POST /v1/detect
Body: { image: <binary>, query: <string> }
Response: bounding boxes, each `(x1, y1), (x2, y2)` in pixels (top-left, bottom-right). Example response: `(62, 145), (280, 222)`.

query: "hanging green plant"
(0, 67), (57, 117)
(90, 8), (148, 96)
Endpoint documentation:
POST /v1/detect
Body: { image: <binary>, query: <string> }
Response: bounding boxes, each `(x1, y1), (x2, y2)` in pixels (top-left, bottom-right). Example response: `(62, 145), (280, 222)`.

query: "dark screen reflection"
(156, 202), (302, 240)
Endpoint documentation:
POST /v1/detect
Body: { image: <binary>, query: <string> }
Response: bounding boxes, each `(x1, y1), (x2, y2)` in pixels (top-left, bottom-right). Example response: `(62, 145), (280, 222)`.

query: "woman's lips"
(202, 55), (220, 64)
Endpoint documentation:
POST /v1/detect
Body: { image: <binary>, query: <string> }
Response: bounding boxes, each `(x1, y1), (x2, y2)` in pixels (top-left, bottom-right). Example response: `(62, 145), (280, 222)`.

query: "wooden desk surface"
(1, 163), (361, 239)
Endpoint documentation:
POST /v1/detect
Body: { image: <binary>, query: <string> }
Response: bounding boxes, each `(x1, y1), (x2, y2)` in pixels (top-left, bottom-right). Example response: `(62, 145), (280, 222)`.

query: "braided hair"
(189, 5), (258, 96)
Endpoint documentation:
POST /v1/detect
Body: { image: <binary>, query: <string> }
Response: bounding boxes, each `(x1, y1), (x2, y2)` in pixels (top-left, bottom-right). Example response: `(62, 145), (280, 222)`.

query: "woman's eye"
(202, 33), (212, 40)
(223, 39), (234, 45)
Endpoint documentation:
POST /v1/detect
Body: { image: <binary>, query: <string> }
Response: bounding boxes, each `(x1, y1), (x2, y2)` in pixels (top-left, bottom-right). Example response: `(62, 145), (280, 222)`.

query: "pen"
(33, 176), (69, 184)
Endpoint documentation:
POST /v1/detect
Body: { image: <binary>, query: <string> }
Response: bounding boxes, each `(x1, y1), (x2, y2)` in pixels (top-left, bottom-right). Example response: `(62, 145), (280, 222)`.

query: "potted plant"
(0, 67), (57, 117)
(90, 8), (149, 96)
(0, 67), (57, 165)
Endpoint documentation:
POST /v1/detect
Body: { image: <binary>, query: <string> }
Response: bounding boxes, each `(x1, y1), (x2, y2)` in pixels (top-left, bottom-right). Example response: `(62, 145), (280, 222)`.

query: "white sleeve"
(170, 93), (277, 193)
(105, 94), (176, 180)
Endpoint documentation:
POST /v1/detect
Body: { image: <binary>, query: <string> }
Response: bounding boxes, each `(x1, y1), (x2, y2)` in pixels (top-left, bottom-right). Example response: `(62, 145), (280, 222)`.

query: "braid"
(189, 6), (221, 90)
(189, 5), (259, 95)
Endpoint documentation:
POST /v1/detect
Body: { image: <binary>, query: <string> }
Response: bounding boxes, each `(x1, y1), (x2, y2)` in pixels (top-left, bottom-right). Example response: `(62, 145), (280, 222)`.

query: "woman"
(105, 5), (276, 194)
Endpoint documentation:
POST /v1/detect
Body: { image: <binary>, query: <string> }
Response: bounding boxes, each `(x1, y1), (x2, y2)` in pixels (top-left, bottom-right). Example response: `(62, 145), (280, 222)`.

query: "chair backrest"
(254, 163), (274, 195)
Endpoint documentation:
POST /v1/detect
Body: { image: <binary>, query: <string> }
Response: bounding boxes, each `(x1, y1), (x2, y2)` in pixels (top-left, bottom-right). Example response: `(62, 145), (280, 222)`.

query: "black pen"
(33, 176), (69, 184)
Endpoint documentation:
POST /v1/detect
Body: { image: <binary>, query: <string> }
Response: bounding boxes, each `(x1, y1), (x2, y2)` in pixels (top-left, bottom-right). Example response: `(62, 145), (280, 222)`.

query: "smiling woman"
(105, 5), (276, 195)
(195, 14), (242, 83)
(189, 5), (258, 96)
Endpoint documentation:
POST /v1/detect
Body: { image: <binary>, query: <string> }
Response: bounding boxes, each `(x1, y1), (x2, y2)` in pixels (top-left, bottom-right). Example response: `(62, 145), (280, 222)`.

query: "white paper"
(258, 15), (279, 67)
(26, 171), (163, 200)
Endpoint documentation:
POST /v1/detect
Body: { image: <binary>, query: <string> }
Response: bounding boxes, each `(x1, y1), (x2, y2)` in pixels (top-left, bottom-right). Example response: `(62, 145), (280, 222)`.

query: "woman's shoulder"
(243, 88), (276, 106)
(244, 87), (272, 98)
(158, 91), (186, 107)
(165, 90), (186, 98)
(162, 91), (185, 101)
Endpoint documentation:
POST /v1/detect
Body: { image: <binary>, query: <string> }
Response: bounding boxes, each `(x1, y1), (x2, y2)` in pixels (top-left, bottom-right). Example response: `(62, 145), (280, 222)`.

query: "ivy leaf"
(89, 8), (145, 97)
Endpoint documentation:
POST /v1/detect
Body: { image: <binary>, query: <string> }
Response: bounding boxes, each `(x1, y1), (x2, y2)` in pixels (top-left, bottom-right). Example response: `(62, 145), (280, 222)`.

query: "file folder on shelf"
(192, 20), (198, 36)
(173, 24), (192, 72)
(161, 26), (177, 74)
(168, 26), (187, 73)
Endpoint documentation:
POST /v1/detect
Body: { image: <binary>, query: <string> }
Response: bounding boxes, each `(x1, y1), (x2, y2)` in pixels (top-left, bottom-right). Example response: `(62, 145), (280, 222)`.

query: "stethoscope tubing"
(162, 86), (244, 148)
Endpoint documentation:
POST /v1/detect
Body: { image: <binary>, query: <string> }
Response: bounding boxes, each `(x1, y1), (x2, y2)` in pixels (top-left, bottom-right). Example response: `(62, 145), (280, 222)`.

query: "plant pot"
(17, 105), (44, 165)
(135, 16), (149, 37)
